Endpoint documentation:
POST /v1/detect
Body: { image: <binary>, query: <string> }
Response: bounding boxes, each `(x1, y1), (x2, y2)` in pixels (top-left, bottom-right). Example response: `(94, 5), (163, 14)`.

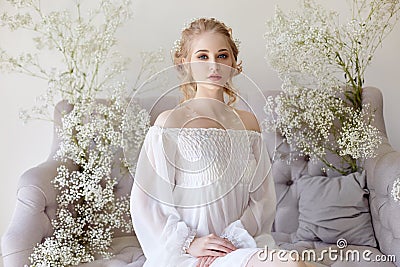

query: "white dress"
(130, 125), (277, 267)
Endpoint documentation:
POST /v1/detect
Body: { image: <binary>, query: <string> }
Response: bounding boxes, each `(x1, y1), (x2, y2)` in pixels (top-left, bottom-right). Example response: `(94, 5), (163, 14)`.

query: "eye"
(198, 54), (208, 60)
(218, 54), (228, 59)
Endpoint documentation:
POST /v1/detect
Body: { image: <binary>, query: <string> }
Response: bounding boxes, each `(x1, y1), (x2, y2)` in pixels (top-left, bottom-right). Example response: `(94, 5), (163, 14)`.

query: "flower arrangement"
(264, 0), (399, 174)
(393, 178), (400, 202)
(0, 0), (163, 265)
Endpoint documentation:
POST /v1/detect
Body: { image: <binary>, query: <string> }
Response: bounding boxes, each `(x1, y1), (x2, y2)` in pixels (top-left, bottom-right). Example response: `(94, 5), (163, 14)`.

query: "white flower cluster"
(1, 0), (163, 266)
(2, 0), (162, 123)
(265, 3), (341, 94)
(265, 0), (400, 105)
(29, 89), (150, 266)
(337, 104), (381, 160)
(264, 0), (397, 174)
(264, 86), (341, 157)
(264, 85), (381, 173)
(392, 178), (400, 202)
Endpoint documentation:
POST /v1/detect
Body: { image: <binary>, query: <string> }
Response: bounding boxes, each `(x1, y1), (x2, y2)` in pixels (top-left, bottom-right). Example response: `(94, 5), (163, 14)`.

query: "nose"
(209, 60), (219, 71)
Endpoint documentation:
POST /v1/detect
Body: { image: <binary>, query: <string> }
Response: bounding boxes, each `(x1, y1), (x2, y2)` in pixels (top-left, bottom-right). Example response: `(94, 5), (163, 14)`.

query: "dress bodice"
(151, 126), (260, 188)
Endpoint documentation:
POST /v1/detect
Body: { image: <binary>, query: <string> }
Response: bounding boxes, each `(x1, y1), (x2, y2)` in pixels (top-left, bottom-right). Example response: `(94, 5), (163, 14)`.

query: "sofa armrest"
(1, 186), (52, 266)
(360, 87), (400, 264)
(1, 159), (71, 267)
(366, 138), (400, 265)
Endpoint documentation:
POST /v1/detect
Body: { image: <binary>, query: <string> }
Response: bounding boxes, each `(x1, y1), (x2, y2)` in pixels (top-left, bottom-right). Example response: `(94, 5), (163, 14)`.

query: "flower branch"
(263, 0), (399, 174)
(1, 0), (164, 265)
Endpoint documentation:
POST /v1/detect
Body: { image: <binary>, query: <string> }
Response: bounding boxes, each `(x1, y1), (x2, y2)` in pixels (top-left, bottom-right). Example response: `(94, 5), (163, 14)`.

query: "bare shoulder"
(153, 109), (184, 128)
(234, 109), (261, 133)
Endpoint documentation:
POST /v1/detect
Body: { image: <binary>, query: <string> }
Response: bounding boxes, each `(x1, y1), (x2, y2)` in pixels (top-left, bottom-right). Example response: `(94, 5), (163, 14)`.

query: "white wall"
(1, 0), (399, 258)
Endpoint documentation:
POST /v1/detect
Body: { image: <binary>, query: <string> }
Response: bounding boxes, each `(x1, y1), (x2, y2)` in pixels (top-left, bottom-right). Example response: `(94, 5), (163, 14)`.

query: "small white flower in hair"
(172, 39), (182, 54)
(182, 17), (200, 31)
(234, 38), (241, 50)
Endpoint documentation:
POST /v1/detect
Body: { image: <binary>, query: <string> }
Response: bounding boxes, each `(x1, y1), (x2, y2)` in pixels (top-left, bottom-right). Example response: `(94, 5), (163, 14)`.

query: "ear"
(181, 57), (186, 64)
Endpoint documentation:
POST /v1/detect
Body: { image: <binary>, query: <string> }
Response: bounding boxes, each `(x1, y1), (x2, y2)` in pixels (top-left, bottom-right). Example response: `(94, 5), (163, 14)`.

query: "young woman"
(131, 18), (311, 267)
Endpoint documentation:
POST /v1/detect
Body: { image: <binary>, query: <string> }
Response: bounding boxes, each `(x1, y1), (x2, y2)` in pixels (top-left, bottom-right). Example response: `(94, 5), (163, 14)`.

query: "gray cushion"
(295, 171), (377, 247)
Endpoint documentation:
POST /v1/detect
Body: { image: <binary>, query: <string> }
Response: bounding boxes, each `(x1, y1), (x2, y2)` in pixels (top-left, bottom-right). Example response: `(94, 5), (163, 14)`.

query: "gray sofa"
(263, 87), (399, 266)
(1, 87), (399, 266)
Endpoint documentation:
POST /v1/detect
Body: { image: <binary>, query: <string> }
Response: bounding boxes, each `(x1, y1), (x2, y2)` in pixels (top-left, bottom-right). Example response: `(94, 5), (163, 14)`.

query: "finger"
(205, 242), (235, 254)
(199, 257), (208, 267)
(205, 256), (217, 266)
(222, 238), (238, 250)
(204, 249), (227, 257)
(196, 257), (204, 267)
(208, 237), (237, 251)
(208, 256), (218, 266)
(207, 245), (231, 254)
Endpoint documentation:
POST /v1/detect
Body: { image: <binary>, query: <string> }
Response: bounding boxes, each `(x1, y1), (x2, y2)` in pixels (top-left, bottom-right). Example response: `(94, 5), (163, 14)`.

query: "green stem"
(315, 154), (348, 175)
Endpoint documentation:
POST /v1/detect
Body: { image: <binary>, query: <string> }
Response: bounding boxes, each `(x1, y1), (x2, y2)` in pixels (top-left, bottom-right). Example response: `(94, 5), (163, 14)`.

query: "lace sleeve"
(182, 229), (197, 254)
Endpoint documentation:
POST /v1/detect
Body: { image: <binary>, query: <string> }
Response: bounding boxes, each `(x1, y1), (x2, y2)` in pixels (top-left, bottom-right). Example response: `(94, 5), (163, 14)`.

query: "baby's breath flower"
(0, 12), (33, 30)
(1, 0), (161, 266)
(392, 178), (400, 202)
(264, 0), (396, 174)
(7, 0), (34, 8)
(337, 105), (382, 159)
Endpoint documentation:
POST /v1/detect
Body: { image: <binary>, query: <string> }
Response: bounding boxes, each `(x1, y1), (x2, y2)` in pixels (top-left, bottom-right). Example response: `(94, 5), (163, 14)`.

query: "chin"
(204, 84), (225, 91)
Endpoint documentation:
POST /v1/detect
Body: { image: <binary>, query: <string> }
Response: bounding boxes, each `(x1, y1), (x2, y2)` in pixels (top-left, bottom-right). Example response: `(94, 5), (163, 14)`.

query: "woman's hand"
(196, 256), (218, 267)
(187, 233), (237, 257)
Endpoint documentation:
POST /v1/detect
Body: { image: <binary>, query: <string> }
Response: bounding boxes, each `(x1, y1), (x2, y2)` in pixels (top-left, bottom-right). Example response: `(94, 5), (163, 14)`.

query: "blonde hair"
(172, 18), (242, 106)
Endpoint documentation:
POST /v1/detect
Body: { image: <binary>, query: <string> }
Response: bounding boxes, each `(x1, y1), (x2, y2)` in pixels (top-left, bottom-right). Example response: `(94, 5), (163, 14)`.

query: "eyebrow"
(194, 49), (229, 54)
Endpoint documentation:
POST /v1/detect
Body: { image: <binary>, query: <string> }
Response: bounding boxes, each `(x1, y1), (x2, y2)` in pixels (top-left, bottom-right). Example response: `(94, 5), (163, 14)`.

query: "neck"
(186, 91), (232, 115)
(193, 84), (225, 103)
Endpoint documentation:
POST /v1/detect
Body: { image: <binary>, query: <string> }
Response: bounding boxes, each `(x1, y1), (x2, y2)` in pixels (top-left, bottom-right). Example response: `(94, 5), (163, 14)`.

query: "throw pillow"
(295, 171), (377, 247)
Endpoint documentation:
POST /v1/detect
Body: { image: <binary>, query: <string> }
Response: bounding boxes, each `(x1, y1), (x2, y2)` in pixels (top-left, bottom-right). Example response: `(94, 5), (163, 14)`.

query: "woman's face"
(184, 31), (235, 90)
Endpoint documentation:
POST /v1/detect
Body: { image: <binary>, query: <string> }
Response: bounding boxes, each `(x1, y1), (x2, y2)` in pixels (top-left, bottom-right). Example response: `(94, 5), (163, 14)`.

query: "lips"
(207, 74), (222, 81)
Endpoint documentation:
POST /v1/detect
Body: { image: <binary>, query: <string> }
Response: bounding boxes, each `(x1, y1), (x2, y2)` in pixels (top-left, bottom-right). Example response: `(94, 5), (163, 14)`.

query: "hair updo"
(172, 18), (242, 106)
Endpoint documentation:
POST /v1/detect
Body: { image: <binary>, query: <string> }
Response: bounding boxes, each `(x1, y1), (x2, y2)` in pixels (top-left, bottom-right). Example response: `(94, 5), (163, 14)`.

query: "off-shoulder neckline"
(150, 125), (261, 135)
